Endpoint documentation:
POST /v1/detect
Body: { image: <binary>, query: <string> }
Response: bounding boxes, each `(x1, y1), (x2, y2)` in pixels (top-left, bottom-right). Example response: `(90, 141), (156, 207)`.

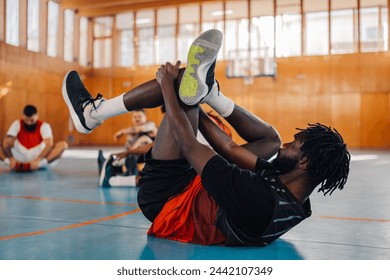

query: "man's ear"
(299, 156), (309, 170)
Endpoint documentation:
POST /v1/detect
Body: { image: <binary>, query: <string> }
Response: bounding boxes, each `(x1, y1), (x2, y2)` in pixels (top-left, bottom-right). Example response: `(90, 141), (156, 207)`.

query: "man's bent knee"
(55, 140), (69, 151)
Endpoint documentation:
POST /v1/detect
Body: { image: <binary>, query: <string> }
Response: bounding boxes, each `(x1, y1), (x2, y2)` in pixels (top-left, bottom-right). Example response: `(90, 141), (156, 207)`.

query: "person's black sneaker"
(97, 149), (105, 175)
(200, 79), (220, 104)
(62, 71), (105, 134)
(99, 156), (115, 188)
(179, 29), (222, 106)
(205, 60), (216, 94)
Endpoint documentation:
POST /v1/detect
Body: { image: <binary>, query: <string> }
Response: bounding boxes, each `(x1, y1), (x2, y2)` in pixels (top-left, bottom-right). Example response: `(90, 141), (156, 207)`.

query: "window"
(225, 17), (252, 63)
(6, 0), (19, 46)
(331, 9), (355, 54)
(276, 14), (301, 57)
(381, 7), (389, 50)
(79, 17), (89, 66)
(94, 16), (112, 37)
(304, 0), (329, 55)
(331, 0), (357, 54)
(27, 0), (39, 52)
(251, 0), (275, 53)
(251, 16), (274, 55)
(225, 19), (238, 59)
(93, 17), (113, 68)
(225, 0), (276, 78)
(360, 7), (387, 52)
(202, 1), (224, 60)
(251, 11), (275, 76)
(94, 39), (112, 67)
(137, 10), (154, 66)
(276, 0), (301, 57)
(117, 12), (134, 67)
(305, 12), (329, 55)
(178, 4), (199, 62)
(47, 1), (59, 57)
(157, 8), (176, 64)
(360, 0), (388, 51)
(64, 9), (74, 62)
(5, 0), (386, 69)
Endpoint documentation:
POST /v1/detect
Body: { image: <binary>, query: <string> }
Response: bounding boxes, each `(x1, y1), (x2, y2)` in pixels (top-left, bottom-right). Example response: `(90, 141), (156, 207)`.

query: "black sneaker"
(97, 149), (105, 174)
(179, 29), (222, 106)
(61, 71), (105, 134)
(200, 79), (220, 104)
(99, 156), (115, 188)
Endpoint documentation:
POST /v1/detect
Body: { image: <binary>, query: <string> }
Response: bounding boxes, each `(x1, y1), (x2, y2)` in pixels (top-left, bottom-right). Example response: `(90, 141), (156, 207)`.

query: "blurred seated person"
(0, 105), (68, 172)
(98, 109), (231, 188)
(98, 109), (157, 187)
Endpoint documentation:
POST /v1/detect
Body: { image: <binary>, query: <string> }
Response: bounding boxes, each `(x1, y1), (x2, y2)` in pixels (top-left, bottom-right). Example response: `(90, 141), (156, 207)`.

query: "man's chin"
(271, 157), (298, 174)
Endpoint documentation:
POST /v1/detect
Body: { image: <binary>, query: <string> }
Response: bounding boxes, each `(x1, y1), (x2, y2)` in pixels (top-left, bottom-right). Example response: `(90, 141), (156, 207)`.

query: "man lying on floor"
(62, 29), (350, 246)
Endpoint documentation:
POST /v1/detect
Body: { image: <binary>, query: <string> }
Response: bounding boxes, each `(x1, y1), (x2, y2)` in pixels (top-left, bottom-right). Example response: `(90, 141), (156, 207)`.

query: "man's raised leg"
(61, 29), (222, 135)
(137, 104), (200, 221)
(62, 71), (167, 134)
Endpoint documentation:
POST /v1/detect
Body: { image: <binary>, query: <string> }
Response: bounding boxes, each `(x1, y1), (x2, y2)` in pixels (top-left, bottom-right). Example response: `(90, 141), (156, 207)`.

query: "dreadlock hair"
(295, 123), (350, 195)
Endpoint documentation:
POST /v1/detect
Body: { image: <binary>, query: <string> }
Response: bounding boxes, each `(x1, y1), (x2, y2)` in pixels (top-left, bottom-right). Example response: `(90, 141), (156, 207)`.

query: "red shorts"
(147, 175), (226, 245)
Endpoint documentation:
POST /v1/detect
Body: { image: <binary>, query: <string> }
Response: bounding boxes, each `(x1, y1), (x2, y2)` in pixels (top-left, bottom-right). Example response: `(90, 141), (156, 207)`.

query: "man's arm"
(2, 136), (15, 158)
(29, 137), (53, 170)
(113, 142), (153, 160)
(3, 120), (20, 158)
(156, 62), (216, 176)
(224, 106), (281, 160)
(134, 122), (157, 133)
(36, 137), (54, 160)
(113, 122), (157, 141)
(37, 123), (54, 160)
(156, 62), (258, 175)
(198, 108), (258, 170)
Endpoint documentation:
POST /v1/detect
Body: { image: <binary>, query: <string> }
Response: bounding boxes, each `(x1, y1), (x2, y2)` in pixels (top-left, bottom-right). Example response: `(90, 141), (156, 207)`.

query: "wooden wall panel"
(331, 93), (361, 148)
(1, 40), (390, 149)
(0, 60), (73, 144)
(0, 42), (86, 145)
(360, 93), (390, 148)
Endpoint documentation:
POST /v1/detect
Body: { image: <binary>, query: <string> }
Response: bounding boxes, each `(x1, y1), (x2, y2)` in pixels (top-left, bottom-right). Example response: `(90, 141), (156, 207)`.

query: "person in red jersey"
(0, 105), (68, 172)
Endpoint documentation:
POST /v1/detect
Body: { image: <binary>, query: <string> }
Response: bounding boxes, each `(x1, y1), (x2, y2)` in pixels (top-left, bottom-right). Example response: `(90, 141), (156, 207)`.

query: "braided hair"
(295, 123), (350, 195)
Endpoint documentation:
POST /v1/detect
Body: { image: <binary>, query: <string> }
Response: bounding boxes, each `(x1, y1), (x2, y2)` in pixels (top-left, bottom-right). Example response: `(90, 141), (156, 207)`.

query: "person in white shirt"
(0, 105), (68, 172)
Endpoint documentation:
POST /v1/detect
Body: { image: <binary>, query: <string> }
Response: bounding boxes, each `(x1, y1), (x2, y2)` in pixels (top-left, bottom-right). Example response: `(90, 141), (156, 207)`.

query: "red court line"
(0, 195), (137, 207)
(0, 208), (141, 241)
(320, 215), (390, 223)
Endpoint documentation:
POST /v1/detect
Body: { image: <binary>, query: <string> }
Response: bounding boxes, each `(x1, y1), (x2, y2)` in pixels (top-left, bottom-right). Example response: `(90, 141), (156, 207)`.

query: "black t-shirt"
(201, 155), (311, 246)
(201, 155), (276, 237)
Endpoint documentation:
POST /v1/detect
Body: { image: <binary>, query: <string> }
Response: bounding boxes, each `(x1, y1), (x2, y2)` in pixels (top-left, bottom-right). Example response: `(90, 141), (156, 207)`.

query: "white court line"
(350, 155), (379, 161)
(62, 149), (121, 159)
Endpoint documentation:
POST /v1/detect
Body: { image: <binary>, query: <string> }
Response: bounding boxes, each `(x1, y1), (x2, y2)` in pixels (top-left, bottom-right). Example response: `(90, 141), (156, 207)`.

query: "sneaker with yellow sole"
(179, 29), (223, 106)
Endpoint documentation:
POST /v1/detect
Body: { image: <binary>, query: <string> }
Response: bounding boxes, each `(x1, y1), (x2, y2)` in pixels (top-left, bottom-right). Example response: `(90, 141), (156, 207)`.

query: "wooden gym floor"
(0, 147), (389, 260)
